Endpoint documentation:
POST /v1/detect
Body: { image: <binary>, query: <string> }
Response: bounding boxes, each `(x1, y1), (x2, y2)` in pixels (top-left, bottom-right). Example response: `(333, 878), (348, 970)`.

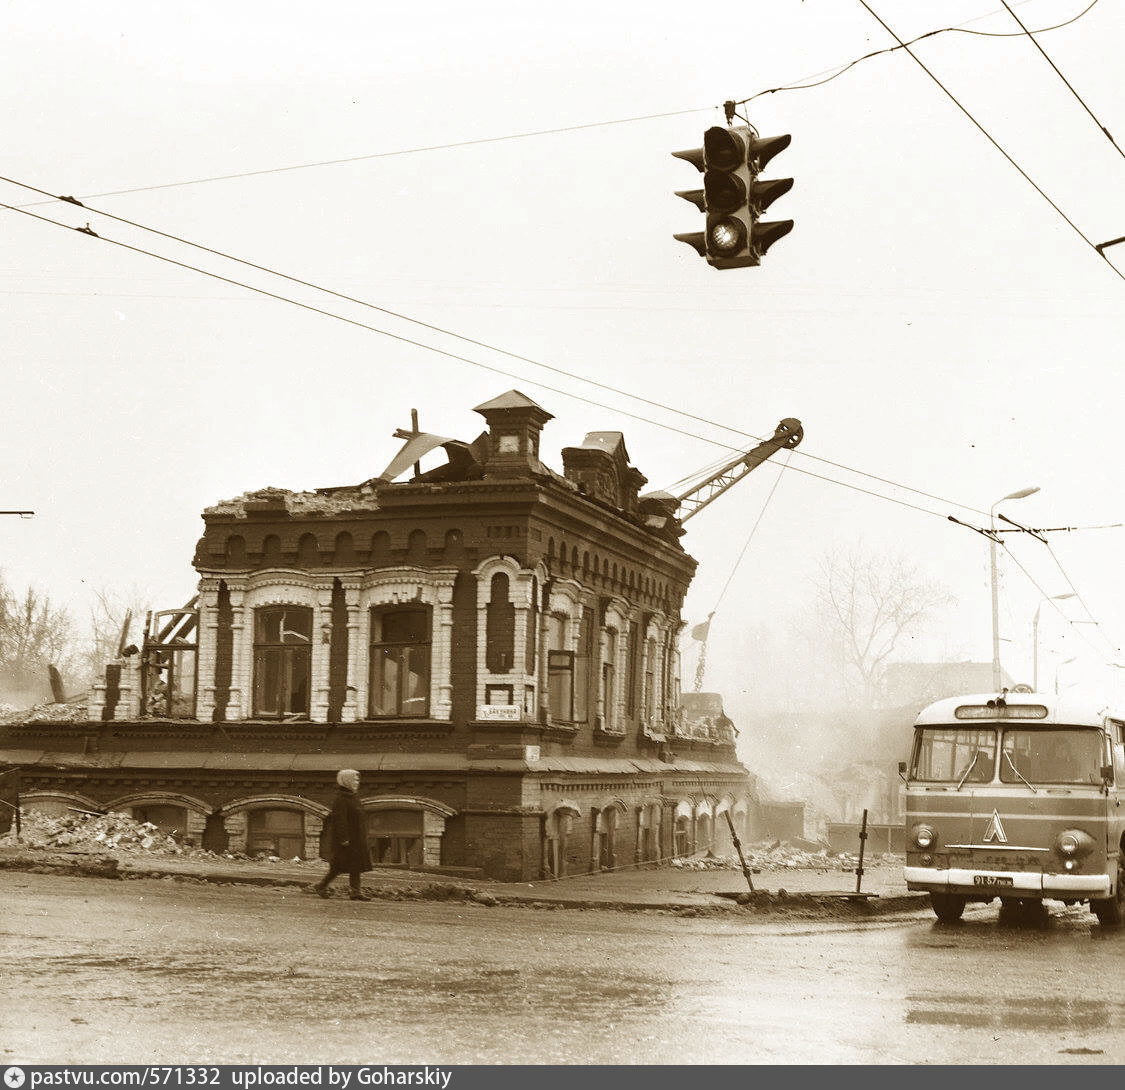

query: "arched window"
(246, 807), (305, 859)
(696, 811), (714, 854)
(525, 576), (538, 667)
(370, 531), (391, 563)
(626, 619), (641, 717)
(252, 606), (312, 718)
(602, 628), (618, 731)
(226, 535), (247, 566)
(334, 531), (357, 565)
(131, 803), (188, 840)
(367, 808), (424, 868)
(369, 605), (431, 717)
(547, 613), (573, 722)
(298, 533), (320, 566)
(673, 811), (691, 858)
(574, 607), (593, 723)
(485, 573), (515, 673)
(644, 637), (656, 721)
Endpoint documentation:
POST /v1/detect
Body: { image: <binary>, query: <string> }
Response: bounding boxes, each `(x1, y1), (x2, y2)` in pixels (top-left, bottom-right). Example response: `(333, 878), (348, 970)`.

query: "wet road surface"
(2, 873), (1123, 1064)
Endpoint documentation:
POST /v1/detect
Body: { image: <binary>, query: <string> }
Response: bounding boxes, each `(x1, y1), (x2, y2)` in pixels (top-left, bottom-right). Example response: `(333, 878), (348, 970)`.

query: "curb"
(2, 850), (927, 916)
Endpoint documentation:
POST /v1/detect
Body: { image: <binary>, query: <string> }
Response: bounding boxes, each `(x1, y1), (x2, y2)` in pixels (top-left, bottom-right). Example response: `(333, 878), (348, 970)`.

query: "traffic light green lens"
(710, 221), (742, 254)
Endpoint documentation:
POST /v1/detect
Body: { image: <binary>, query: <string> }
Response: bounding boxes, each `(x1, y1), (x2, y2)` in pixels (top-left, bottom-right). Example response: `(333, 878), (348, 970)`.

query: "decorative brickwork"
(4, 389), (757, 880)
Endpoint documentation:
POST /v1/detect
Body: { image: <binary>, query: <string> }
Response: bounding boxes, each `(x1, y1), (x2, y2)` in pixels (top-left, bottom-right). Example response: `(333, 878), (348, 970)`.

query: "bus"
(901, 690), (1125, 924)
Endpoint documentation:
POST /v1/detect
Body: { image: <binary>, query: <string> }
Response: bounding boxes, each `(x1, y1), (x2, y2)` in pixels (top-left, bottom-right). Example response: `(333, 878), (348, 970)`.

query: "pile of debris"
(672, 840), (894, 873)
(2, 809), (190, 854)
(0, 700), (89, 725)
(0, 808), (324, 867)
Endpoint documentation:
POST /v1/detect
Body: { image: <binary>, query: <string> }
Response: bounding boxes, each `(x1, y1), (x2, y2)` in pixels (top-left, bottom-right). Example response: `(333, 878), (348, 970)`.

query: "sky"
(2, 0), (1124, 726)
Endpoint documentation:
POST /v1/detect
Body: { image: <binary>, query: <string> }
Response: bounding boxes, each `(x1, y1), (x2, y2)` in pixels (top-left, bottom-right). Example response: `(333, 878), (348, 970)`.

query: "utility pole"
(989, 488), (1039, 689)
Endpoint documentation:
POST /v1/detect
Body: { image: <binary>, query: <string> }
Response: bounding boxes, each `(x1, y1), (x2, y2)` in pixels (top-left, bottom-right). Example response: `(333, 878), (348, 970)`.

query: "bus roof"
(913, 691), (1121, 728)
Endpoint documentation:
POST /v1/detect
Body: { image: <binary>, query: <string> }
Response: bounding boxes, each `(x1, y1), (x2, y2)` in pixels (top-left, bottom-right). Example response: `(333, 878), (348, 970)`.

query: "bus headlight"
(911, 824), (936, 850)
(1054, 829), (1094, 859)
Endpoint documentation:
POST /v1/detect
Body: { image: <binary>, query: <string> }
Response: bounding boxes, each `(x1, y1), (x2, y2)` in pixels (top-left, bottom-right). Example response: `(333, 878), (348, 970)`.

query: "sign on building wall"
(477, 703), (521, 721)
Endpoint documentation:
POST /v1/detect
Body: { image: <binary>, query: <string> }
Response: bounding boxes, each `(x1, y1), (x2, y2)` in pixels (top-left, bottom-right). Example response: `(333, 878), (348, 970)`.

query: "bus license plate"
(973, 875), (1013, 887)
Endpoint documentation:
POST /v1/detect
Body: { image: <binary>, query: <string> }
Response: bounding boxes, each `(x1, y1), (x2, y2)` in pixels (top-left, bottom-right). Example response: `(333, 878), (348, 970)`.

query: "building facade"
(2, 391), (757, 880)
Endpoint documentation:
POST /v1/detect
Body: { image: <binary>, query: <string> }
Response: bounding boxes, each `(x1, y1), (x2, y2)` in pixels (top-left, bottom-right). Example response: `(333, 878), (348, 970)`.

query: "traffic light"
(673, 125), (794, 269)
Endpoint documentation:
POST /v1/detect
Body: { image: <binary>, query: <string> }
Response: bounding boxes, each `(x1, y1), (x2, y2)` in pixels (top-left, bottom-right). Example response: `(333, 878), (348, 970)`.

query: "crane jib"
(676, 417), (803, 524)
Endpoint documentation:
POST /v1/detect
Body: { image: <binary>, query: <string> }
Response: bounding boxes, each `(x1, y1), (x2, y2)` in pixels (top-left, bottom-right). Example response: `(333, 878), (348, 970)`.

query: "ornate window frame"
(598, 596), (631, 735)
(473, 556), (546, 714)
(641, 611), (672, 740)
(355, 566), (458, 721)
(543, 576), (586, 725)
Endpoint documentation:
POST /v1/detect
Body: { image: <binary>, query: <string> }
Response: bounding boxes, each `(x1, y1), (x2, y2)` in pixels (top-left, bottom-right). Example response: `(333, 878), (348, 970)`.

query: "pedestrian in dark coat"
(311, 769), (372, 901)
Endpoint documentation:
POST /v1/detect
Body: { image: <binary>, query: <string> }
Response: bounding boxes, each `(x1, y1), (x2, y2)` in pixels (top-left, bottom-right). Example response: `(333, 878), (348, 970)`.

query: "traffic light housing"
(673, 125), (794, 269)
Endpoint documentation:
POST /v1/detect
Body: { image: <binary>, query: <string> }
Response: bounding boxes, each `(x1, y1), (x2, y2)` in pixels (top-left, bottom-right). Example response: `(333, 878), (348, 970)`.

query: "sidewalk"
(0, 843), (928, 916)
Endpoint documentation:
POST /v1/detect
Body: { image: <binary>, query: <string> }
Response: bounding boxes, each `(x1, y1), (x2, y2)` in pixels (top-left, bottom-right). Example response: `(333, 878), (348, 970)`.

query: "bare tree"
(0, 577), (81, 704)
(81, 583), (151, 681)
(815, 544), (955, 711)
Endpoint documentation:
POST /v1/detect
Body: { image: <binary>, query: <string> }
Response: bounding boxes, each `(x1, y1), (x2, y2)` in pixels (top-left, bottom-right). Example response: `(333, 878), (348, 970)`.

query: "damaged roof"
(203, 486), (382, 519)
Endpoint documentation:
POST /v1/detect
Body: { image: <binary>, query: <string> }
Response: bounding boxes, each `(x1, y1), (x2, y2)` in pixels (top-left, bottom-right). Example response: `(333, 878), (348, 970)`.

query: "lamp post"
(1033, 592), (1076, 691)
(990, 486), (1040, 689)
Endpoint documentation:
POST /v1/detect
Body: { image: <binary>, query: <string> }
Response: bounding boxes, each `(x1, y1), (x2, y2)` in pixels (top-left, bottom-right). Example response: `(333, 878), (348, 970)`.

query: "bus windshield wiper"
(1002, 751), (1037, 793)
(955, 750), (982, 790)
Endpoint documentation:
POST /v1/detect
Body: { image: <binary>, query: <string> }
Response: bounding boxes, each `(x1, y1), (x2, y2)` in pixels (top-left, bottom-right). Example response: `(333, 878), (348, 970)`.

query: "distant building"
(1, 391), (757, 879)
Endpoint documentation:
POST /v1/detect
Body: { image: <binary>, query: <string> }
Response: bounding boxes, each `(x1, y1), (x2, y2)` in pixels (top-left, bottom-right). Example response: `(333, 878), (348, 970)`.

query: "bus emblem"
(982, 809), (1008, 843)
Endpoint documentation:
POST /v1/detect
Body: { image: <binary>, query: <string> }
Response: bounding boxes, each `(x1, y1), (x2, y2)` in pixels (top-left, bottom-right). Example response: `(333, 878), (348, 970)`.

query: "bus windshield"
(911, 727), (997, 783)
(1000, 728), (1105, 786)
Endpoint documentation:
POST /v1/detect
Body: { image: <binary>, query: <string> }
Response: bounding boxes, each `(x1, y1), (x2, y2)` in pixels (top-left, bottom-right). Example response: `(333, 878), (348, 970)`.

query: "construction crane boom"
(676, 418), (803, 524)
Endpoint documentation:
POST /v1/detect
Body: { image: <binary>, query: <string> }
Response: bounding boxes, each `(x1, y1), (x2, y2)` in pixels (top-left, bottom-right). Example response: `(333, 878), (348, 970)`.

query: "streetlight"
(1033, 593), (1076, 691)
(990, 486), (1040, 689)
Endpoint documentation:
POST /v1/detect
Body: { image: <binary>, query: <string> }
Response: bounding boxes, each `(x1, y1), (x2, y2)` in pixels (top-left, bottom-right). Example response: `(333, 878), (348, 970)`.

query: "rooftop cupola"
(474, 389), (554, 479)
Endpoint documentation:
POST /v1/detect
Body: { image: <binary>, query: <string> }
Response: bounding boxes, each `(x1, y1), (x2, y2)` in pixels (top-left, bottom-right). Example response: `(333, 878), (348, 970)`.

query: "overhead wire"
(10, 2), (1102, 207)
(1042, 540), (1121, 654)
(6, 179), (1121, 553)
(0, 199), (727, 447)
(17, 108), (713, 204)
(3, 5), (1120, 675)
(1, 190), (999, 531)
(998, 537), (1114, 662)
(999, 0), (1125, 162)
(1, 0), (1119, 552)
(0, 170), (994, 520)
(739, 0), (1102, 104)
(856, 0), (1125, 285)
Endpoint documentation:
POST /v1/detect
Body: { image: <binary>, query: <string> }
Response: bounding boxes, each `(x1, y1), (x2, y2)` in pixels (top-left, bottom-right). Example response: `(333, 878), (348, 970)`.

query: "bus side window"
(1114, 742), (1125, 784)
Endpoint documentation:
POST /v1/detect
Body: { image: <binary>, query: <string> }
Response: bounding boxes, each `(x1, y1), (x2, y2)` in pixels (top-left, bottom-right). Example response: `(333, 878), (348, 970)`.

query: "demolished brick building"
(0, 390), (757, 880)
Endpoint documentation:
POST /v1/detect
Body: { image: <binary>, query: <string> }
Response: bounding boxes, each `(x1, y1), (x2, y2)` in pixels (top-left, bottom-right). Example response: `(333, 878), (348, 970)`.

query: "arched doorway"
(673, 799), (693, 858)
(544, 802), (580, 878)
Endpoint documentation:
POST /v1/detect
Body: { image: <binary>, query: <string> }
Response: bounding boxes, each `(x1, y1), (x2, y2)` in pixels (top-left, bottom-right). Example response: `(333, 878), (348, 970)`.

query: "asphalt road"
(3, 872), (1123, 1065)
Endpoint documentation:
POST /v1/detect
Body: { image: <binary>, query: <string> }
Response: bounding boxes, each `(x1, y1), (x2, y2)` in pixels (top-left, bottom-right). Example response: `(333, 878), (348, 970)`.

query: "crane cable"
(691, 451), (794, 691)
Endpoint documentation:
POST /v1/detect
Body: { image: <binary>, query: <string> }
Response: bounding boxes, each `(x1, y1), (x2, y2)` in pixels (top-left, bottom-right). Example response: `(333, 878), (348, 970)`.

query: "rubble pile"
(0, 700), (89, 725)
(3, 809), (189, 854)
(1, 809), (326, 868)
(206, 485), (381, 519)
(672, 841), (897, 872)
